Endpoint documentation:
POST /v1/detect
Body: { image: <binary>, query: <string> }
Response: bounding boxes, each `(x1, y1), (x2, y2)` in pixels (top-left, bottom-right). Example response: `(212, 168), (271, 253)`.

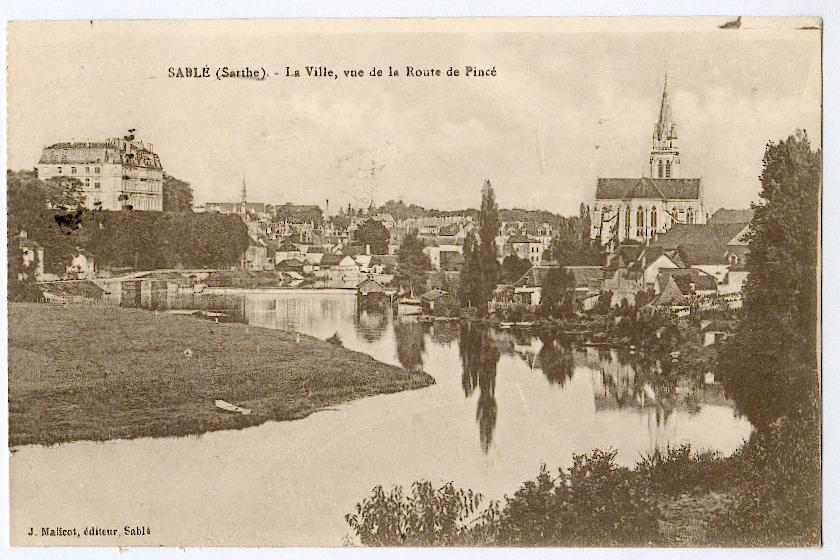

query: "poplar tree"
(476, 180), (500, 316)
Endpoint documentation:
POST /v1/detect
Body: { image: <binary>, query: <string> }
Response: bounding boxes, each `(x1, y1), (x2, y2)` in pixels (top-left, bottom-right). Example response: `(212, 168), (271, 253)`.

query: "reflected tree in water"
(354, 309), (388, 343)
(536, 334), (575, 388)
(459, 323), (500, 454)
(394, 320), (425, 372)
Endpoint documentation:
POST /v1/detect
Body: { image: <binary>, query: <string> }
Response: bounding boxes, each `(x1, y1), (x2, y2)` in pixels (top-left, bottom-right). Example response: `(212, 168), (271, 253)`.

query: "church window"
(636, 206), (645, 237)
(624, 206), (631, 239)
(665, 160), (672, 178)
(657, 160), (664, 178)
(650, 207), (658, 230)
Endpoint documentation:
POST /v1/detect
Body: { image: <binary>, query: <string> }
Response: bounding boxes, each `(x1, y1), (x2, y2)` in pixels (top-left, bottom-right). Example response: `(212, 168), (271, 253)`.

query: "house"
(356, 275), (390, 310)
(423, 243), (463, 271)
(420, 289), (458, 316)
(701, 320), (733, 347)
(369, 254), (399, 275)
(18, 234), (44, 281)
(357, 276), (385, 296)
(67, 250), (95, 279)
(654, 268), (718, 296)
(276, 258), (306, 274)
(651, 221), (750, 276)
(243, 242), (271, 271)
(274, 239), (304, 263)
(505, 234), (544, 265)
(512, 265), (555, 306)
(565, 266), (604, 309)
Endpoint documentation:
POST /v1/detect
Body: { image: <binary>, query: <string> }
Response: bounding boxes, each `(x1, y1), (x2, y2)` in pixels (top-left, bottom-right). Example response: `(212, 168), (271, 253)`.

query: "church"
(590, 76), (705, 246)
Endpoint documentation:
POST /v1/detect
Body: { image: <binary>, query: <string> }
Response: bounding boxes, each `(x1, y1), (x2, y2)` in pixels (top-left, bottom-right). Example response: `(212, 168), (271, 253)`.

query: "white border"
(1, 1), (837, 559)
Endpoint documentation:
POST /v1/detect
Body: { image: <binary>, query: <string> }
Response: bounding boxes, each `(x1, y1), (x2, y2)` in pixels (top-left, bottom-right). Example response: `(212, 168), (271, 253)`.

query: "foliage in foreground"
(346, 436), (821, 547)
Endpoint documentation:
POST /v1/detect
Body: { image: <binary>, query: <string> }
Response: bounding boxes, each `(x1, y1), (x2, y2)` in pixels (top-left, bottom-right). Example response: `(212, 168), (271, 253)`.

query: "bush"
(707, 409), (820, 546)
(495, 450), (659, 546)
(347, 450), (661, 547)
(636, 444), (730, 496)
(345, 481), (488, 546)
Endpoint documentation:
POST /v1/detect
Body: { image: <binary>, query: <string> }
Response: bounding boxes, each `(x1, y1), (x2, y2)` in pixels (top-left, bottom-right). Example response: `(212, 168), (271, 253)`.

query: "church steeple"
(650, 74), (680, 179)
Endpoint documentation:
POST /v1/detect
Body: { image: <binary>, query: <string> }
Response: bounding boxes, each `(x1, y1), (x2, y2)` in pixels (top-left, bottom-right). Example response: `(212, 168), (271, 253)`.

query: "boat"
(498, 322), (514, 329)
(214, 399), (251, 415)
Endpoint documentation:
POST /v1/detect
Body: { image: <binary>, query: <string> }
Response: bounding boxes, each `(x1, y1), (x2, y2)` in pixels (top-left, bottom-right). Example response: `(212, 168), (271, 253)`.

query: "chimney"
(366, 244), (371, 255)
(325, 198), (329, 217)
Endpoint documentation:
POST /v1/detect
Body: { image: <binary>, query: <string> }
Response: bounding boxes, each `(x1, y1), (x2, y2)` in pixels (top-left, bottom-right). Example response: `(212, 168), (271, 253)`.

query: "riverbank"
(8, 303), (435, 447)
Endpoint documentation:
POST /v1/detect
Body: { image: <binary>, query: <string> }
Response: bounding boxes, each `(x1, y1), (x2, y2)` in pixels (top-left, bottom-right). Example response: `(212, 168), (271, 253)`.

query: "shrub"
(345, 481), (488, 546)
(707, 409), (820, 546)
(495, 450), (659, 546)
(636, 444), (730, 496)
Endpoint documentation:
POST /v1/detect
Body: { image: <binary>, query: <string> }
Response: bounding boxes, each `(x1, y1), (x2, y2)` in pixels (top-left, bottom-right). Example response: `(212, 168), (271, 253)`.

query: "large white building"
(37, 137), (164, 211)
(590, 76), (705, 246)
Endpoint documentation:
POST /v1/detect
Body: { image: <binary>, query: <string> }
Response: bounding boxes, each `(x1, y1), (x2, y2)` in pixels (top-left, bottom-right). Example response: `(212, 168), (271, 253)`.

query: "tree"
(162, 174), (194, 212)
(476, 180), (500, 316)
(545, 214), (602, 266)
(354, 219), (390, 255)
(499, 255), (531, 285)
(539, 267), (573, 319)
(42, 175), (85, 210)
(6, 170), (80, 274)
(395, 232), (431, 296)
(718, 130), (820, 429)
(459, 231), (481, 309)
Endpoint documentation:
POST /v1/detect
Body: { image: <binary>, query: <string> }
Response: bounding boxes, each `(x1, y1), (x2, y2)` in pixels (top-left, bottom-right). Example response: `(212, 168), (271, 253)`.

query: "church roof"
(595, 177), (701, 200)
(708, 208), (755, 224)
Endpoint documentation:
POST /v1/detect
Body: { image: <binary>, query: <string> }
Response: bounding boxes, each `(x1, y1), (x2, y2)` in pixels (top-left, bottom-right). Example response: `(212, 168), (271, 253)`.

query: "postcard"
(6, 16), (821, 547)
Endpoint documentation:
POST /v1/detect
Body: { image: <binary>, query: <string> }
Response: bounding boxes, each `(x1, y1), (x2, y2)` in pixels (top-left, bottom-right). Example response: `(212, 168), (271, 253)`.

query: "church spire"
(658, 73), (672, 125)
(241, 175), (247, 205)
(650, 74), (680, 179)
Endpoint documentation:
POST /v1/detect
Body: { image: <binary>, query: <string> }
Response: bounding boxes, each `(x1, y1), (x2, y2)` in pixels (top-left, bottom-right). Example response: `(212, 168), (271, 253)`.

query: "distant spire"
(241, 175), (247, 205)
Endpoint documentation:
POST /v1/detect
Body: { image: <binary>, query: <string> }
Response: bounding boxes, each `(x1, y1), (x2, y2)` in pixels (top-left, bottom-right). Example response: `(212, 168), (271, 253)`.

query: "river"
(10, 290), (753, 546)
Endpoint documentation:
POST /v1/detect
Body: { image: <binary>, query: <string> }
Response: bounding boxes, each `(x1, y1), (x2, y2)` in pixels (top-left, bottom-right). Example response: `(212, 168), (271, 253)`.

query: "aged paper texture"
(6, 17), (821, 547)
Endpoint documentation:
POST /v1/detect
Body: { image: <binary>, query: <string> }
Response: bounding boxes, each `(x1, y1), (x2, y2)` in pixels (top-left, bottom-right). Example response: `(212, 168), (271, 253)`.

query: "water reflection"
(131, 290), (749, 456)
(459, 324), (500, 454)
(536, 335), (575, 388)
(394, 319), (425, 372)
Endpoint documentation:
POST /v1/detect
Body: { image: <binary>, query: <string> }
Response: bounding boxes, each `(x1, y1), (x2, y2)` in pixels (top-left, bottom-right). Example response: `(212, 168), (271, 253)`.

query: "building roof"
(514, 265), (556, 288)
(651, 223), (748, 251)
(596, 177), (701, 200)
(507, 233), (537, 244)
(19, 238), (42, 249)
(656, 268), (717, 293)
(40, 138), (162, 169)
(306, 245), (329, 254)
(564, 266), (604, 289)
(708, 208), (754, 224)
(676, 243), (728, 266)
(277, 258), (305, 268)
(702, 320), (734, 332)
(276, 239), (300, 252)
(420, 289), (449, 301)
(370, 255), (398, 266)
(321, 254), (353, 267)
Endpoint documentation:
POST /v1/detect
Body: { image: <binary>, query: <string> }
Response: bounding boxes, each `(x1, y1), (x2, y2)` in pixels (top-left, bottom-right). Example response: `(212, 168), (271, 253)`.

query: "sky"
(7, 17), (821, 216)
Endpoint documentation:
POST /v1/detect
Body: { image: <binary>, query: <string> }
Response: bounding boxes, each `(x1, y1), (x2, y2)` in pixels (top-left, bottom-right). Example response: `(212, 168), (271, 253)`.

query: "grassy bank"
(8, 303), (434, 447)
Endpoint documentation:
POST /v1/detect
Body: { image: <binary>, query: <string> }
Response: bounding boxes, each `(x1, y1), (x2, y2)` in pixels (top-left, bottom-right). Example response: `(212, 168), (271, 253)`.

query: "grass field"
(8, 303), (434, 447)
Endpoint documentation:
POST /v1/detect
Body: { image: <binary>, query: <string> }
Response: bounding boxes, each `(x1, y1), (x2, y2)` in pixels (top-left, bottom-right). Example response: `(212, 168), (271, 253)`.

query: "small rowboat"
(214, 399), (251, 415)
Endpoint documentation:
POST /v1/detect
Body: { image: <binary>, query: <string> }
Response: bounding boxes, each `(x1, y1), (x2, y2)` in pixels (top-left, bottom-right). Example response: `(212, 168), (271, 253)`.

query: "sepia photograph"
(4, 15), (823, 550)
